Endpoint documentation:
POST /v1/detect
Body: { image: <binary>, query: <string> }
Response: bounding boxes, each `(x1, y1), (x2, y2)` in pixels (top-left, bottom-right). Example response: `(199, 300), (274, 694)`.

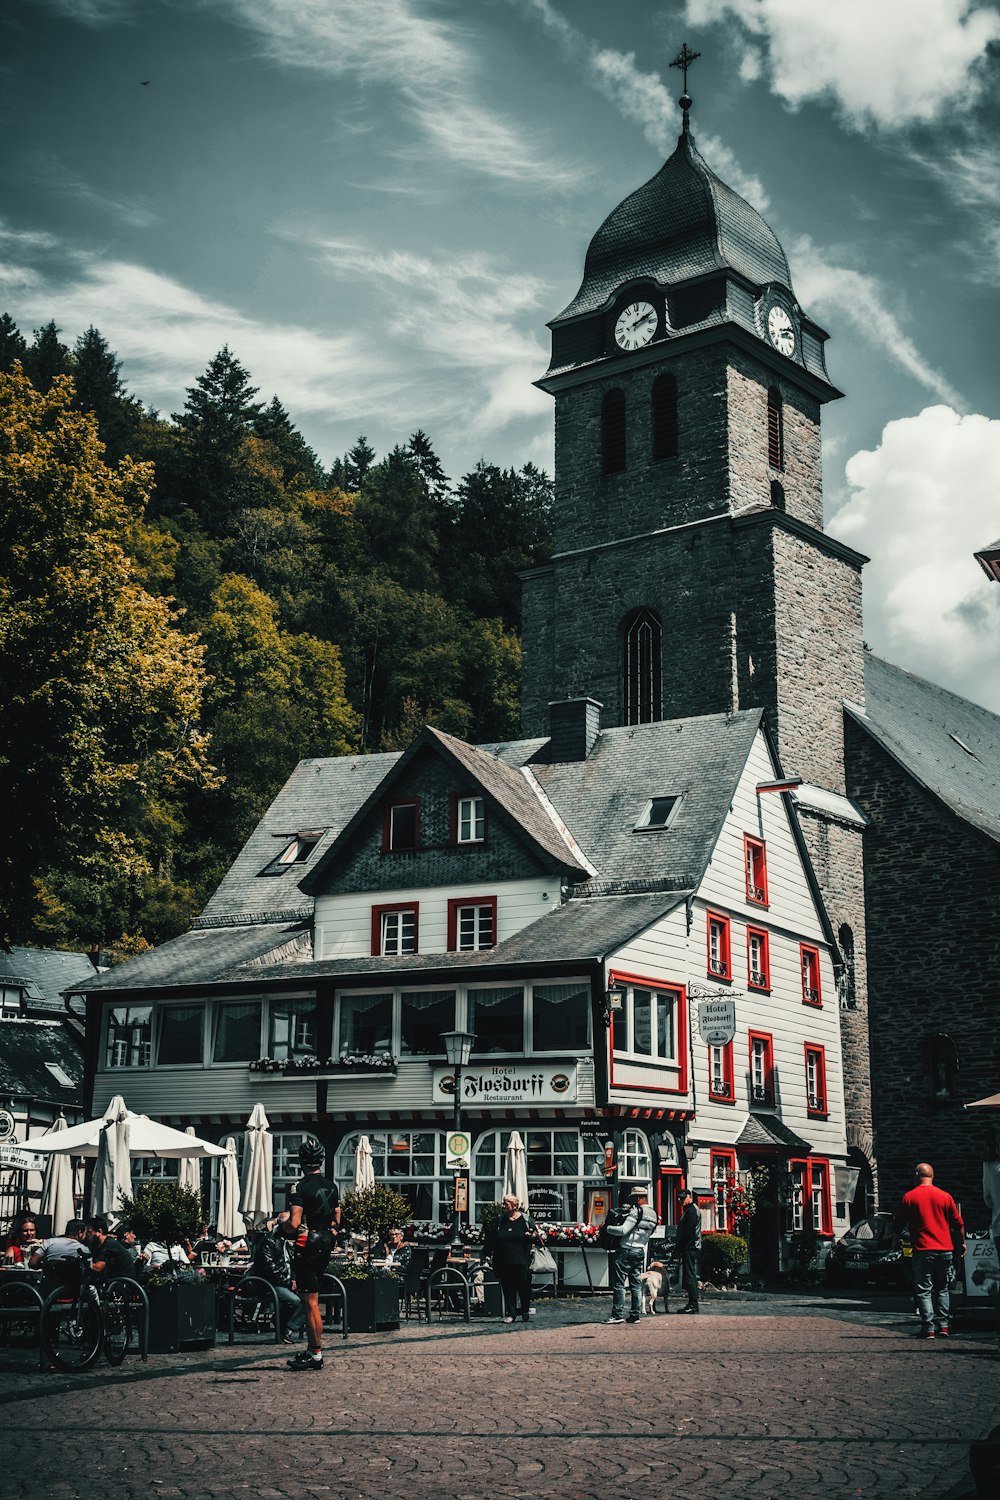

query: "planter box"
(560, 1248), (609, 1289)
(147, 1279), (217, 1354)
(341, 1275), (400, 1333)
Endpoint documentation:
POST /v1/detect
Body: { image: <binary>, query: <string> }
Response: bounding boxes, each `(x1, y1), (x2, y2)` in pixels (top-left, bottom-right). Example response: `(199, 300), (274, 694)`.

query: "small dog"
(640, 1261), (665, 1315)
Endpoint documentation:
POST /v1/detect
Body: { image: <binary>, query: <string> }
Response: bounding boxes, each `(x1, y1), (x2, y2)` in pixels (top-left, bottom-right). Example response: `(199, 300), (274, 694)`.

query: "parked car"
(826, 1213), (911, 1289)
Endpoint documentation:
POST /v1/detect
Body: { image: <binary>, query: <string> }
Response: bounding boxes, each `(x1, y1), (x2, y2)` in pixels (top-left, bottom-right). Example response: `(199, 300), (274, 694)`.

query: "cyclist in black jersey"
(284, 1135), (339, 1371)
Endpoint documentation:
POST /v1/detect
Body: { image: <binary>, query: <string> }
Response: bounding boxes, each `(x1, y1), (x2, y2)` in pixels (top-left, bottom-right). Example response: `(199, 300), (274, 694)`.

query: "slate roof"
(534, 711), (765, 892)
(0, 948), (97, 1012)
(555, 132), (791, 323)
(0, 1020), (83, 1108)
(847, 655), (1000, 844)
(76, 923), (311, 994)
(735, 1113), (812, 1154)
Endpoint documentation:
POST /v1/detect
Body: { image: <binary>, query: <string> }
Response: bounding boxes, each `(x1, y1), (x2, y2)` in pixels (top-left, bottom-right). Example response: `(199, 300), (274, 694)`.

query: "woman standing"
(485, 1194), (537, 1324)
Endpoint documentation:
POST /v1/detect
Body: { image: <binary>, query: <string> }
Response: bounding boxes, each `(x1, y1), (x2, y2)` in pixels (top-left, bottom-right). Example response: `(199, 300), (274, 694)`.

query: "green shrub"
(700, 1231), (748, 1285)
(116, 1180), (202, 1247)
(340, 1184), (411, 1253)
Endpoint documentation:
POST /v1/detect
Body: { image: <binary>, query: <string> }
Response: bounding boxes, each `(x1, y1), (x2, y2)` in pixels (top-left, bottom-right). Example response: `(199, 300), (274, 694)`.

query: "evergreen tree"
(72, 326), (142, 460)
(252, 396), (323, 488)
(0, 313), (27, 374)
(355, 446), (440, 594)
(444, 461), (554, 629)
(344, 434), (376, 490)
(24, 320), (73, 392)
(173, 346), (263, 533)
(407, 429), (451, 507)
(326, 456), (349, 491)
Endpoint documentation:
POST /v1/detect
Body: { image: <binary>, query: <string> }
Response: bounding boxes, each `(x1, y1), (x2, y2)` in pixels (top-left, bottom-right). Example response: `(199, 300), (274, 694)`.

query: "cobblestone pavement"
(1, 1292), (997, 1500)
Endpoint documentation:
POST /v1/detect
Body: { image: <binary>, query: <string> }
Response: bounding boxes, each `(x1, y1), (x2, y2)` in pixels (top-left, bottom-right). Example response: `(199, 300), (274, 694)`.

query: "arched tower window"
(770, 480), (785, 511)
(601, 388), (627, 474)
(767, 386), (784, 470)
(651, 374), (678, 461)
(622, 608), (662, 725)
(837, 924), (856, 1011)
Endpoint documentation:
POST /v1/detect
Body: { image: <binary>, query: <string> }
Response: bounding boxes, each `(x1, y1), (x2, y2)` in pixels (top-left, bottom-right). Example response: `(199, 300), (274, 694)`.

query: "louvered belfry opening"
(767, 386), (784, 470)
(651, 372), (678, 461)
(601, 387), (627, 474)
(622, 607), (663, 725)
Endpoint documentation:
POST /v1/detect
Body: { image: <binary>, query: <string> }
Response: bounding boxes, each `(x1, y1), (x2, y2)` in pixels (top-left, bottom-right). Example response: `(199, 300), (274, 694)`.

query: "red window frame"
(707, 1040), (735, 1103)
(800, 944), (822, 1006)
(450, 793), (487, 846)
(804, 1044), (828, 1117)
(747, 925), (771, 991)
(744, 835), (768, 905)
(710, 1148), (738, 1232)
(706, 911), (732, 980)
(370, 901), (419, 956)
(606, 968), (689, 1096)
(382, 798), (420, 852)
(748, 1029), (775, 1107)
(790, 1156), (833, 1236)
(446, 896), (497, 953)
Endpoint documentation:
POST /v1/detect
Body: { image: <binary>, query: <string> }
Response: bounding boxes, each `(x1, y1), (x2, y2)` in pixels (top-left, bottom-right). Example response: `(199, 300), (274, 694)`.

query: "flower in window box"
(249, 1057), (282, 1073)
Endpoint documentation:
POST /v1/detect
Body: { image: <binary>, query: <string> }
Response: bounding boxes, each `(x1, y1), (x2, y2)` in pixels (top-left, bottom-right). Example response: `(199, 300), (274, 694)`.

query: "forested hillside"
(0, 316), (552, 957)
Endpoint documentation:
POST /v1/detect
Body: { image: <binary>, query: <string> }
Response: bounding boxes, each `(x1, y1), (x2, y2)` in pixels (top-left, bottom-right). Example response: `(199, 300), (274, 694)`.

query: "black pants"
(680, 1249), (700, 1309)
(497, 1265), (531, 1320)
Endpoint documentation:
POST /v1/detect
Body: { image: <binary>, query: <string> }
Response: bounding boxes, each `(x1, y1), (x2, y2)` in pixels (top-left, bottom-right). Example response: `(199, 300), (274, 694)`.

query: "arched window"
(622, 608), (662, 725)
(334, 1130), (450, 1223)
(770, 480), (785, 511)
(472, 1129), (604, 1224)
(651, 373), (678, 461)
(924, 1034), (958, 1101)
(619, 1129), (652, 1184)
(837, 924), (856, 1011)
(767, 386), (784, 470)
(601, 388), (627, 474)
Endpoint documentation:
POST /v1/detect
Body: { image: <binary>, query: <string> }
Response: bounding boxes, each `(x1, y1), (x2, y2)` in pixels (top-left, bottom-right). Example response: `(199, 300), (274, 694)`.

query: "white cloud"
(514, 0), (768, 206)
(208, 0), (580, 189)
(829, 406), (1000, 711)
(686, 0), (1000, 130)
(792, 237), (965, 407)
(26, 156), (158, 229)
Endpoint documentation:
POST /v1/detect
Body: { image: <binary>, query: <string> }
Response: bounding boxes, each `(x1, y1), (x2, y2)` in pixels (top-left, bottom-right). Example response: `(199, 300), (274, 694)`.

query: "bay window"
(212, 1001), (262, 1064)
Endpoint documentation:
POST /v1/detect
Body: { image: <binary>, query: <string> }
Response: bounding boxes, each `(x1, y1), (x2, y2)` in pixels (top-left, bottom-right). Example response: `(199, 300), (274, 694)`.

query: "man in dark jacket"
(253, 1214), (304, 1341)
(674, 1187), (701, 1313)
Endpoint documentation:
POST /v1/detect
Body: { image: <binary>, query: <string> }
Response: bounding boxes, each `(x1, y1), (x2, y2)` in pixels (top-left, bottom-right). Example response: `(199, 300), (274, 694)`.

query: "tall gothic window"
(651, 374), (678, 461)
(767, 386), (784, 470)
(622, 608), (662, 724)
(601, 388), (627, 474)
(770, 480), (785, 511)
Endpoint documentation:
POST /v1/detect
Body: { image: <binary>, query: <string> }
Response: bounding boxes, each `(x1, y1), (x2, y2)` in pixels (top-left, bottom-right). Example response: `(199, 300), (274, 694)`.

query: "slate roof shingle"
(0, 1020), (83, 1108)
(0, 948), (97, 1011)
(76, 923), (311, 994)
(848, 655), (1000, 845)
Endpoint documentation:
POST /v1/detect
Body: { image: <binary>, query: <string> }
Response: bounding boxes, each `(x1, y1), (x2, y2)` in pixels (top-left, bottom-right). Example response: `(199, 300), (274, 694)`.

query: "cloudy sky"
(3, 0), (1000, 711)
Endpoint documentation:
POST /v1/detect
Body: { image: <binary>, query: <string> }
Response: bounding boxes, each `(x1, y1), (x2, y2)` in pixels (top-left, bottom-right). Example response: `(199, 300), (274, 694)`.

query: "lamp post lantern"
(441, 1029), (476, 1253)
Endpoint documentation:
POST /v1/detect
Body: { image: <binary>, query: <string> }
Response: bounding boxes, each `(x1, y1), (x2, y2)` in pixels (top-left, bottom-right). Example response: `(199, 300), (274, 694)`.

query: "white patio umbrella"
(503, 1130), (529, 1210)
(27, 1095), (226, 1160)
(966, 1092), (1000, 1109)
(216, 1137), (241, 1239)
(38, 1116), (74, 1235)
(239, 1103), (273, 1227)
(177, 1127), (202, 1197)
(89, 1102), (132, 1218)
(354, 1134), (375, 1192)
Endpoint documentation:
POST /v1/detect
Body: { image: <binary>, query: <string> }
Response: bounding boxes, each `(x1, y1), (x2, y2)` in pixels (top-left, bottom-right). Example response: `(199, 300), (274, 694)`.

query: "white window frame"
(473, 1128), (606, 1225)
(335, 1130), (450, 1222)
(456, 902), (494, 952)
(456, 795), (485, 844)
(103, 1004), (153, 1070)
(614, 983), (679, 1064)
(381, 907), (417, 957)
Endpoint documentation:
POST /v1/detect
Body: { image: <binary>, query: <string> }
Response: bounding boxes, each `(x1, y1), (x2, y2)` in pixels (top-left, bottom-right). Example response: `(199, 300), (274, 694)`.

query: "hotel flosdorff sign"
(432, 1062), (579, 1107)
(698, 998), (736, 1047)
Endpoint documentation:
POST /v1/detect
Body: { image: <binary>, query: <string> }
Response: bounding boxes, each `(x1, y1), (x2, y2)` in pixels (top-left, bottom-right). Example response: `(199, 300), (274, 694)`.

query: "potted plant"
(332, 1261), (400, 1332)
(116, 1180), (216, 1353)
(340, 1184), (411, 1260)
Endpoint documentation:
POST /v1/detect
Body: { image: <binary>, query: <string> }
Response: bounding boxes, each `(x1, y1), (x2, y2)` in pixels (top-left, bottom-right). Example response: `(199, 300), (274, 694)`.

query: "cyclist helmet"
(298, 1135), (325, 1168)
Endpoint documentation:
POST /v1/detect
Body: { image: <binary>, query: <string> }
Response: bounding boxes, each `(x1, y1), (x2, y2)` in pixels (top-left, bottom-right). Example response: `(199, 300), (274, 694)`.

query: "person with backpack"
(284, 1135), (340, 1372)
(604, 1185), (659, 1324)
(674, 1186), (702, 1313)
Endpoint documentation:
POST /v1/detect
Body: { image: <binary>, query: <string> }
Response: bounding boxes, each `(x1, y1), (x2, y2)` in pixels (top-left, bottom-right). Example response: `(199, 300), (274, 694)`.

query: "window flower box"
(249, 1055), (397, 1077)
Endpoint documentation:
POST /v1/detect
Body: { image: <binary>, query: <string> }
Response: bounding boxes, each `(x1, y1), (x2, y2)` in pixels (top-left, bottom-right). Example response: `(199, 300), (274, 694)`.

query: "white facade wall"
(315, 876), (553, 959)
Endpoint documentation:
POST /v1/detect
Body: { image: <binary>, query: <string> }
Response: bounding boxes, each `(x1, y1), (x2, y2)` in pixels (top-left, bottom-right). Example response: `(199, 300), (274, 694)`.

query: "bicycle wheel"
(40, 1284), (102, 1372)
(0, 1279), (41, 1347)
(102, 1283), (132, 1366)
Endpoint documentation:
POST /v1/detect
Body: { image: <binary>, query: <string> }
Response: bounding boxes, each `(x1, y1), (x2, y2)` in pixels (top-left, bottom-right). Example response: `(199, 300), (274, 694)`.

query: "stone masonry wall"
(845, 714), (1000, 1221)
(520, 567), (556, 738)
(726, 348), (824, 530)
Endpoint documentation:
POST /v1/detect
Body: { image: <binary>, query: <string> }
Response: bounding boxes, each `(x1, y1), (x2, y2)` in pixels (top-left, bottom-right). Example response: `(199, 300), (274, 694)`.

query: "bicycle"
(39, 1269), (136, 1372)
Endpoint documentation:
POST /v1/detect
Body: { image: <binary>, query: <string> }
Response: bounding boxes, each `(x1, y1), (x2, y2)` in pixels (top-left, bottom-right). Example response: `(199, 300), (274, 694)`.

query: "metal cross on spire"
(669, 42), (701, 133)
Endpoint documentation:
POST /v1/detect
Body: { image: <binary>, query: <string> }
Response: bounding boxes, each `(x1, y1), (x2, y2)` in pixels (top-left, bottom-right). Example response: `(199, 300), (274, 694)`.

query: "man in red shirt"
(894, 1162), (965, 1339)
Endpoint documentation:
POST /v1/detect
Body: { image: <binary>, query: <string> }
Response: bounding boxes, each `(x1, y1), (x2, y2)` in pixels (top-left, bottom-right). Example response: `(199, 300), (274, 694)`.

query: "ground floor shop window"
(335, 1130), (449, 1222)
(472, 1129), (605, 1223)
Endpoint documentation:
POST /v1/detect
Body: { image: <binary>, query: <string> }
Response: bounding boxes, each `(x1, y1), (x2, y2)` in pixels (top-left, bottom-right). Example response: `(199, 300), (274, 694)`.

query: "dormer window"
(453, 795), (486, 845)
(634, 795), (680, 831)
(383, 799), (419, 852)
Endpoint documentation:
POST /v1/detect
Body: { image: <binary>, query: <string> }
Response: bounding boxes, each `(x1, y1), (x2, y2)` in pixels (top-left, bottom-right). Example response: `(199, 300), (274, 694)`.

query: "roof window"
(261, 831), (324, 875)
(948, 733), (978, 759)
(634, 795), (681, 831)
(45, 1062), (75, 1088)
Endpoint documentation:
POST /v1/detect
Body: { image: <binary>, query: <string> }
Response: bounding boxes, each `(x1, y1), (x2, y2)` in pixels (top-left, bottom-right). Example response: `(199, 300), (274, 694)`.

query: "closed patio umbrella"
(354, 1134), (375, 1192)
(503, 1130), (529, 1210)
(216, 1137), (241, 1239)
(90, 1102), (132, 1218)
(966, 1092), (1000, 1109)
(177, 1127), (202, 1198)
(38, 1116), (74, 1235)
(239, 1103), (273, 1228)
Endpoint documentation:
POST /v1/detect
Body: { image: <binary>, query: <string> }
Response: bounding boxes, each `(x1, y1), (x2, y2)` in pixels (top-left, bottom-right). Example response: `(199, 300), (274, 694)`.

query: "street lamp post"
(441, 1028), (476, 1254)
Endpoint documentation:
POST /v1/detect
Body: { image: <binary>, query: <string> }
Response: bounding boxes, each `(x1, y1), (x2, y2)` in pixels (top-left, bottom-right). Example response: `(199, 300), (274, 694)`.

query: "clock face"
(614, 300), (657, 351)
(766, 304), (795, 357)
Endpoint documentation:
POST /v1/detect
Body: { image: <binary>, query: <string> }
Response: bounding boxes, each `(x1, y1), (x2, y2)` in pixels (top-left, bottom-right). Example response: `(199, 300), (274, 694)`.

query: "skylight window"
(634, 795), (681, 831)
(278, 833), (321, 865)
(948, 733), (978, 759)
(45, 1062), (75, 1088)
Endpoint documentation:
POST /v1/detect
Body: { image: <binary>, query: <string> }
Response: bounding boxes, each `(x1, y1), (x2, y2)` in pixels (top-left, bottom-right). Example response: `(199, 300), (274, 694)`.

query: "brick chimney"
(548, 697), (602, 762)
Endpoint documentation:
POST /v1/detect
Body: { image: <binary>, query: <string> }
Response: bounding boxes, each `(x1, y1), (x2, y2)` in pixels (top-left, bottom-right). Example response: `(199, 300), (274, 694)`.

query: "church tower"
(521, 61), (877, 1207)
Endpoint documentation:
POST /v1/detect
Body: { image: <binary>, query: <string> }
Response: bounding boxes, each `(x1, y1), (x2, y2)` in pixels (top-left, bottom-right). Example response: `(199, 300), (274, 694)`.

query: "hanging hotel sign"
(698, 998), (736, 1047)
(432, 1062), (579, 1107)
(0, 1144), (44, 1172)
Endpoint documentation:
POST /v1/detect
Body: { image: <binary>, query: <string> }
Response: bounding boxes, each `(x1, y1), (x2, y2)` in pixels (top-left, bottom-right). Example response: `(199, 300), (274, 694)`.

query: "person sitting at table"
(191, 1223), (227, 1258)
(252, 1216), (305, 1342)
(29, 1219), (91, 1290)
(380, 1227), (413, 1272)
(3, 1215), (38, 1264)
(142, 1238), (193, 1268)
(109, 1225), (141, 1266)
(84, 1216), (135, 1280)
